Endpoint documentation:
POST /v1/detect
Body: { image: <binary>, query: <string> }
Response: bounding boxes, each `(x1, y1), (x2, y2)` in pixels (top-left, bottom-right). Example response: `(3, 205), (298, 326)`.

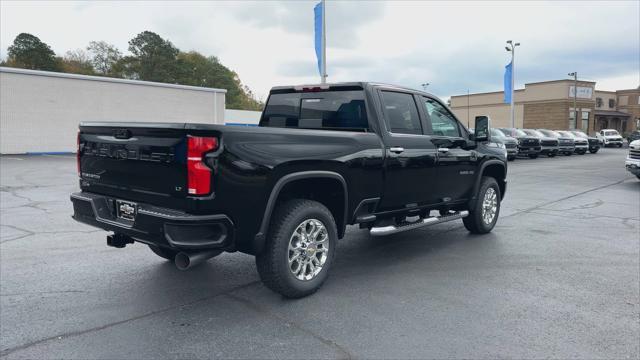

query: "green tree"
(87, 41), (122, 75)
(176, 51), (262, 110)
(6, 33), (59, 71)
(122, 31), (179, 82)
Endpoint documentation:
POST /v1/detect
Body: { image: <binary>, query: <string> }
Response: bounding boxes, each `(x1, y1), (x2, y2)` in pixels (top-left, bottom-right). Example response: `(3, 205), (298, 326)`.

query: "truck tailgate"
(78, 122), (188, 205)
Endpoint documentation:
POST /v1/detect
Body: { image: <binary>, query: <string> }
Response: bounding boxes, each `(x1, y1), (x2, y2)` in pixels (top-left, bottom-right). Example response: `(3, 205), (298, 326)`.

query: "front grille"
(629, 149), (640, 159)
(521, 138), (539, 145)
(505, 143), (517, 149)
(541, 140), (558, 146)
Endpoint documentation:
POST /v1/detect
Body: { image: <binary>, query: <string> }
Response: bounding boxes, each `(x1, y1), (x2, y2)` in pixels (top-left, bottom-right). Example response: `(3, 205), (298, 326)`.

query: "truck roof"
(269, 82), (437, 99)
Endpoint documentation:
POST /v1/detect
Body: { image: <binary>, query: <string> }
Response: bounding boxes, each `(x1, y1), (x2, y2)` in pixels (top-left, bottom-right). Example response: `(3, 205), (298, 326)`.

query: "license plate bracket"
(116, 200), (137, 221)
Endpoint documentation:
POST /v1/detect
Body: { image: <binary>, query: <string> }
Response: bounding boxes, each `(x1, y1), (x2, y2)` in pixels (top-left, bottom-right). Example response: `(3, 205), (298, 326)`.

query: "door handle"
(389, 147), (404, 154)
(437, 147), (450, 153)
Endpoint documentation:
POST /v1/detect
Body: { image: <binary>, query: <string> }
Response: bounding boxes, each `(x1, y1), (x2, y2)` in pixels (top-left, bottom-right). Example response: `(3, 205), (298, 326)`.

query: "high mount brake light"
(294, 84), (330, 92)
(187, 136), (218, 195)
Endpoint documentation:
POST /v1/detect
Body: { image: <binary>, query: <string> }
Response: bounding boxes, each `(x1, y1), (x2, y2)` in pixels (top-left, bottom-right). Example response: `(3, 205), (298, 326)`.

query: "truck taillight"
(76, 132), (81, 176)
(187, 136), (218, 195)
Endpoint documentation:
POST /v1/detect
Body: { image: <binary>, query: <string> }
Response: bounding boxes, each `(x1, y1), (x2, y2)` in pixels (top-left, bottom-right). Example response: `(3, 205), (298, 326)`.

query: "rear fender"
(252, 171), (348, 254)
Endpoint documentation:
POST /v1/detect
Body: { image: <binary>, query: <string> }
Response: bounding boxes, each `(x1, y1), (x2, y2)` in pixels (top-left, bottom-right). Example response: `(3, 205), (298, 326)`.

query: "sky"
(1, 0), (638, 101)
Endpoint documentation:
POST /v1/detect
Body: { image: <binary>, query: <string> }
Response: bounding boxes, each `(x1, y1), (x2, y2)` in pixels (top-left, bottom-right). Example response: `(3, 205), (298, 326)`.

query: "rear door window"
(260, 90), (368, 131)
(380, 91), (422, 135)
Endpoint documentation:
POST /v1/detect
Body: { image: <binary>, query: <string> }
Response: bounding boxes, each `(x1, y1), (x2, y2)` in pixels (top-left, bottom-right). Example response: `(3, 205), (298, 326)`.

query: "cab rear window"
(260, 90), (369, 131)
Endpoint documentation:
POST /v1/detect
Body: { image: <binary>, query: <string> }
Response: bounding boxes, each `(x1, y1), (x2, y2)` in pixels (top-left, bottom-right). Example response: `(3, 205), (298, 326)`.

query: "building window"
(609, 99), (615, 108)
(569, 111), (576, 129)
(581, 111), (589, 132)
(596, 97), (603, 107)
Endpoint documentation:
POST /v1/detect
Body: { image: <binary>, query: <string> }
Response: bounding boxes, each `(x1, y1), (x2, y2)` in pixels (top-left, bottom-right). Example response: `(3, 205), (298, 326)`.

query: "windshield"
(539, 129), (559, 138)
(523, 129), (545, 138)
(604, 130), (619, 136)
(260, 89), (369, 131)
(514, 129), (527, 137)
(490, 128), (505, 138)
(557, 131), (575, 138)
(571, 131), (588, 138)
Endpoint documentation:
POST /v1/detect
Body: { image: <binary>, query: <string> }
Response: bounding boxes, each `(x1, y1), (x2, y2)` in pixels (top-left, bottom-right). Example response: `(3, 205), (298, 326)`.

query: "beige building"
(450, 79), (640, 135)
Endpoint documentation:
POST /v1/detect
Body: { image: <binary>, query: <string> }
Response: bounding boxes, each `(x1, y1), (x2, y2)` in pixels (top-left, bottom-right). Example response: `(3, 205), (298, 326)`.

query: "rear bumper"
(70, 192), (234, 251)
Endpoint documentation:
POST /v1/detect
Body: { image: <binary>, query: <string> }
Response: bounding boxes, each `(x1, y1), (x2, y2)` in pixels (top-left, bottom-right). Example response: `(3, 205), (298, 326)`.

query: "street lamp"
(505, 40), (520, 128)
(421, 83), (430, 92)
(568, 72), (578, 130)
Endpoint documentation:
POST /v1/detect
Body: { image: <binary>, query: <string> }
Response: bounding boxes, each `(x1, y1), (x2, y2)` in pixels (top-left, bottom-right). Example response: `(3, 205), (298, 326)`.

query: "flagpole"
(321, 0), (327, 84)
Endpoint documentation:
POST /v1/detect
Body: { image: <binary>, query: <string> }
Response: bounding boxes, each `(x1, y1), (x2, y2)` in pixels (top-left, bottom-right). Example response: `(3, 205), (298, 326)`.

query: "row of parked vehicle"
(489, 128), (601, 161)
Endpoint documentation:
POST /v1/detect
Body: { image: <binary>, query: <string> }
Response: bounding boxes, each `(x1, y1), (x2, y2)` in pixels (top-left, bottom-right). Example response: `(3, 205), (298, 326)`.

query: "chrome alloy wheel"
(482, 187), (498, 225)
(288, 219), (329, 281)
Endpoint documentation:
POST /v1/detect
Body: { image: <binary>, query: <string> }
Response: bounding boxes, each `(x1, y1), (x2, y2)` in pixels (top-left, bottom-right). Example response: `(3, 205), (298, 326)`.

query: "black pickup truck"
(71, 82), (507, 298)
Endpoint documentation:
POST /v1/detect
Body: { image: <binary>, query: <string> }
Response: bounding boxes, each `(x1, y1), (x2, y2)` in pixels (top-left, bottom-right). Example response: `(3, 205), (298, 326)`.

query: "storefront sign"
(569, 86), (593, 99)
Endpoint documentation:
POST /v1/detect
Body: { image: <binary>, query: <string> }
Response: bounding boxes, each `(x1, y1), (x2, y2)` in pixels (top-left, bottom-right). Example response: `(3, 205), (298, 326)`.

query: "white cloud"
(1, 0), (638, 101)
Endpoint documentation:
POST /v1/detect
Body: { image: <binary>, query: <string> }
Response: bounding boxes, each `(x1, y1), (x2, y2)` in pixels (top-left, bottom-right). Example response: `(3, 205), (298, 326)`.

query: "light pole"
(467, 89), (470, 128)
(421, 83), (430, 92)
(505, 40), (520, 128)
(568, 72), (577, 130)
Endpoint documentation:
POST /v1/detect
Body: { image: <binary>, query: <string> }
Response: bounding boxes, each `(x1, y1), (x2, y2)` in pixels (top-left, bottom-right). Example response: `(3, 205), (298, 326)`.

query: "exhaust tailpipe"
(175, 250), (221, 270)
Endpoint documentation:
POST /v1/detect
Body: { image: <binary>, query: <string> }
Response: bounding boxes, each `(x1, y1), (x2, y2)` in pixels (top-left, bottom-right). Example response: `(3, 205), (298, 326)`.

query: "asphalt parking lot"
(1, 148), (638, 359)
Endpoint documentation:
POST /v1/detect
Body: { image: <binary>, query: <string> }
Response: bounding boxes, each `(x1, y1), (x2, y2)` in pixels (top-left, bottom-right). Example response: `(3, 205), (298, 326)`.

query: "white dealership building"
(0, 67), (261, 154)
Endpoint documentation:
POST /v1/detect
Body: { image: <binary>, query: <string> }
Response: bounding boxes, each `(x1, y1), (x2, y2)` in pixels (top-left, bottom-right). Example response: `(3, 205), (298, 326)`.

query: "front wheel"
(507, 156), (515, 161)
(528, 154), (538, 159)
(564, 152), (572, 156)
(589, 149), (599, 154)
(256, 199), (337, 298)
(463, 177), (501, 234)
(547, 152), (557, 158)
(618, 143), (623, 148)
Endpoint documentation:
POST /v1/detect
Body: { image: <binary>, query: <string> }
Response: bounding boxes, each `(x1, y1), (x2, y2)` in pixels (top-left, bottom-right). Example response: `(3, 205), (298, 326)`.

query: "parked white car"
(626, 140), (640, 180)
(596, 129), (624, 147)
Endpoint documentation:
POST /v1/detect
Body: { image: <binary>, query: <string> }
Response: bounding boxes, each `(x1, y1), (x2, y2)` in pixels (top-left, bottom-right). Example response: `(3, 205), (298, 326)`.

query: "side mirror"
(474, 116), (491, 142)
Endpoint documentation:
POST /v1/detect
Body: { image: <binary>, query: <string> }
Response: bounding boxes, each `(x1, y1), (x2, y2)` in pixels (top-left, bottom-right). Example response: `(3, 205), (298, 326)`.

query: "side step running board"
(369, 210), (469, 236)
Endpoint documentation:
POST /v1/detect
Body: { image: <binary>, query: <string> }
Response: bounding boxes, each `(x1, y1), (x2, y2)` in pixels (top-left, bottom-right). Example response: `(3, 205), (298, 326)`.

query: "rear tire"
(463, 176), (501, 234)
(148, 245), (179, 261)
(256, 199), (337, 298)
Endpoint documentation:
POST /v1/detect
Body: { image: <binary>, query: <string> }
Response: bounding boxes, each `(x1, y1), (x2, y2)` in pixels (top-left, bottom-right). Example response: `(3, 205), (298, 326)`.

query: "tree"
(86, 41), (122, 75)
(175, 51), (262, 110)
(58, 49), (95, 75)
(6, 33), (58, 71)
(123, 31), (179, 82)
